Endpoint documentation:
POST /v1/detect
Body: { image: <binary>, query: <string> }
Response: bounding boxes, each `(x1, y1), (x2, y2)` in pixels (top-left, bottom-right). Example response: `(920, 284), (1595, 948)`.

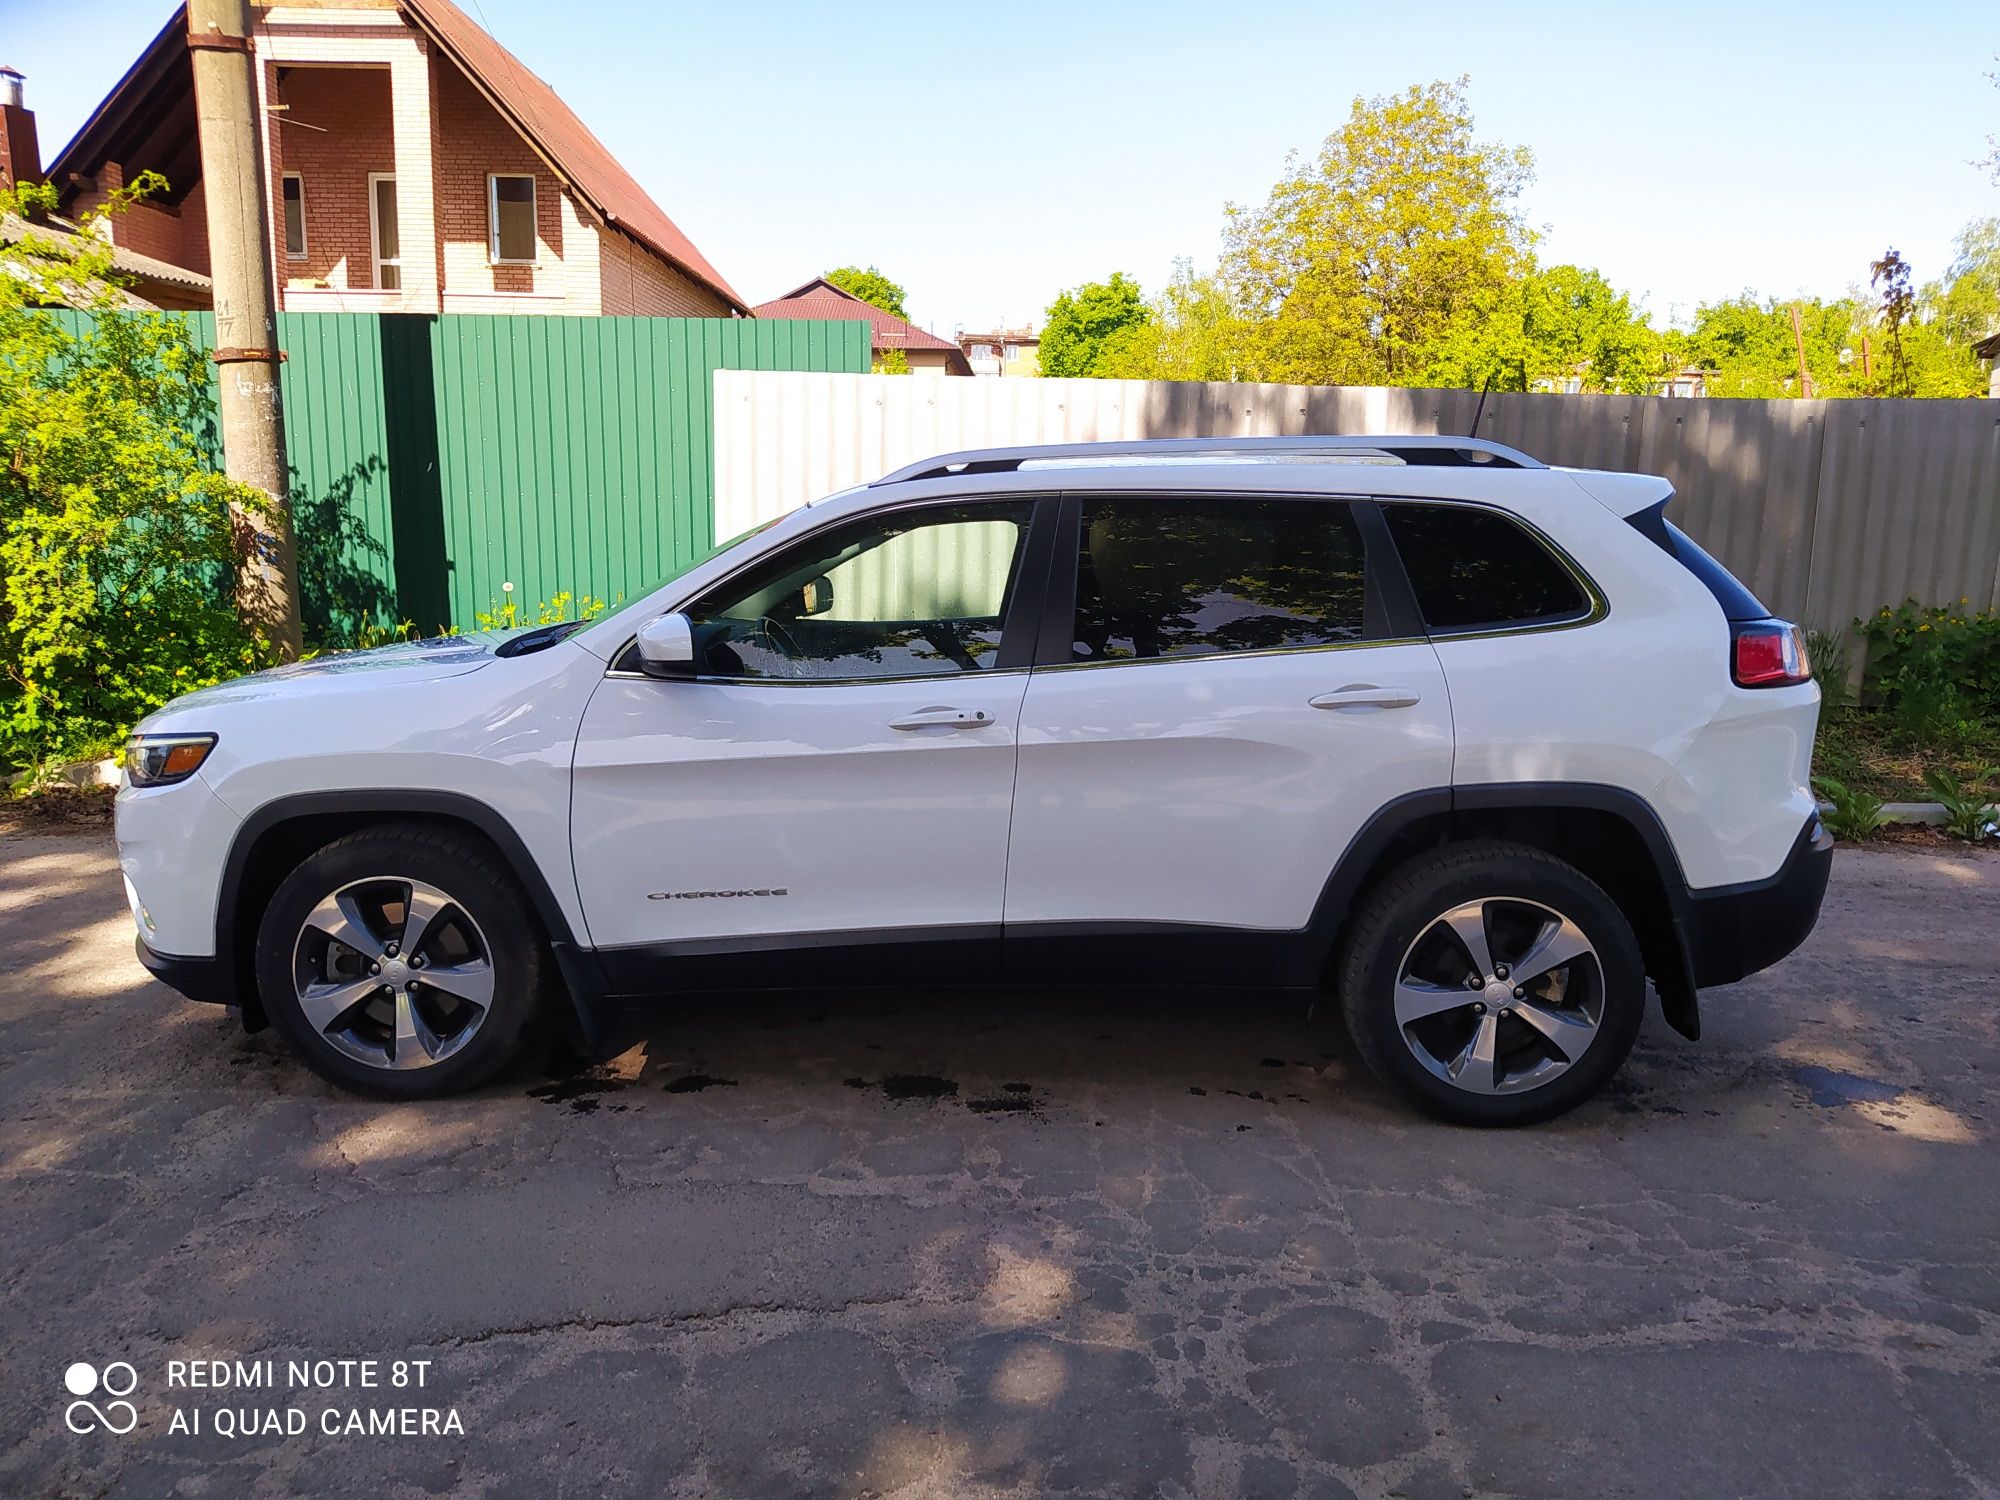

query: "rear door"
(1002, 491), (1454, 974)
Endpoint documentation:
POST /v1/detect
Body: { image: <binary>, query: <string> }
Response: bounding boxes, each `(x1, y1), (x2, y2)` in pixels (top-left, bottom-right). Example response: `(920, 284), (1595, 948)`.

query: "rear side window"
(1383, 503), (1590, 631)
(1072, 496), (1367, 662)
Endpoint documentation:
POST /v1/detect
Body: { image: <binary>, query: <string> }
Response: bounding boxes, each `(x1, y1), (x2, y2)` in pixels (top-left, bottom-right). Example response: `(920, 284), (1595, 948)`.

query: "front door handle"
(889, 707), (994, 731)
(1309, 684), (1422, 711)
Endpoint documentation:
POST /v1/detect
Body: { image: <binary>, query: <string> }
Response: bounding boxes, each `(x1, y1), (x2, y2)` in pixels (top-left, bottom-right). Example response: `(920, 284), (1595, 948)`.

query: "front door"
(1003, 491), (1454, 976)
(571, 497), (1049, 984)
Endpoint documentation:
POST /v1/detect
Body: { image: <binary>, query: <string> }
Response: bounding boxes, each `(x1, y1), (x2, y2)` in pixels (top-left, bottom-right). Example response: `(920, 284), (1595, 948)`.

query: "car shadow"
(517, 983), (1371, 1118)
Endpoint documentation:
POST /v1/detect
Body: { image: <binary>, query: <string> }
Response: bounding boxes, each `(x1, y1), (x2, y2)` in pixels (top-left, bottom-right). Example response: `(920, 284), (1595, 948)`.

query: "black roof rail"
(870, 435), (1545, 486)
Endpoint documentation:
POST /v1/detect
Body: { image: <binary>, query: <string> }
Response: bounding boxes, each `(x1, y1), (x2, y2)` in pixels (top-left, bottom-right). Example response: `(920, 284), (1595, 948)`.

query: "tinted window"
(1071, 497), (1367, 663)
(1383, 504), (1589, 630)
(686, 501), (1032, 680)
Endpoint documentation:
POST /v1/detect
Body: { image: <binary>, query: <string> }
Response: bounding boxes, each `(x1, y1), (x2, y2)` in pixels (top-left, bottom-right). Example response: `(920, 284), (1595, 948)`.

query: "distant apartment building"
(37, 0), (745, 317)
(957, 326), (1039, 377)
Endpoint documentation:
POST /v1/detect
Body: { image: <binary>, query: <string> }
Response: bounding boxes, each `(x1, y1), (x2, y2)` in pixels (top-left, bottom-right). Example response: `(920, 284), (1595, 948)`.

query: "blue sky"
(6, 0), (1995, 335)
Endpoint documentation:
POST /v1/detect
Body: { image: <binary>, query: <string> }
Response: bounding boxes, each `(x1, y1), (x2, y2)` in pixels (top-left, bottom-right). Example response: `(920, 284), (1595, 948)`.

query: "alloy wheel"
(1392, 896), (1604, 1096)
(289, 876), (496, 1071)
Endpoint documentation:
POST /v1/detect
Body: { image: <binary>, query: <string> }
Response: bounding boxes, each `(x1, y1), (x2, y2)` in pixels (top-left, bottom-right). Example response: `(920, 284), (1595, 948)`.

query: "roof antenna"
(1467, 369), (1496, 441)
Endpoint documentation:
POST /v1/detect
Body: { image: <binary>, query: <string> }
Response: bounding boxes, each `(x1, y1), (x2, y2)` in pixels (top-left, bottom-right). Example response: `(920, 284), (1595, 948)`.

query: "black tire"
(254, 825), (546, 1098)
(1336, 840), (1646, 1126)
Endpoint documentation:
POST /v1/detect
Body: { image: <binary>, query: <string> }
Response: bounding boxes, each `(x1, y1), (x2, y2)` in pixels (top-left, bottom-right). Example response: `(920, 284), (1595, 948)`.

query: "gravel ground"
(0, 825), (1995, 1499)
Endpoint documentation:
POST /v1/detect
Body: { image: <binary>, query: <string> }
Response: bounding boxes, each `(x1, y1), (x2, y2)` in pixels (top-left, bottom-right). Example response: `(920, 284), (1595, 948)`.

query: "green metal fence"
(54, 311), (871, 636)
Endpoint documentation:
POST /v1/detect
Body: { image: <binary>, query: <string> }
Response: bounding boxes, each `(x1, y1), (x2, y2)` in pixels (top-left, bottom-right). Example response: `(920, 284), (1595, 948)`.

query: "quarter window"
(1070, 496), (1368, 663)
(1382, 503), (1589, 630)
(685, 502), (1033, 680)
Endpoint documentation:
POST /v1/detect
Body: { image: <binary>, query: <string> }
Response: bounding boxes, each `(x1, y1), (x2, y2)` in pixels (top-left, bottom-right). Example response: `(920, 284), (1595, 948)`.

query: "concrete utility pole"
(186, 0), (302, 658)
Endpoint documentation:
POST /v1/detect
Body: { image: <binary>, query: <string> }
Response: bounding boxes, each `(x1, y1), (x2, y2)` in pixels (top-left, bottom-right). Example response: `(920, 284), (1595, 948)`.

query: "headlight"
(124, 733), (217, 787)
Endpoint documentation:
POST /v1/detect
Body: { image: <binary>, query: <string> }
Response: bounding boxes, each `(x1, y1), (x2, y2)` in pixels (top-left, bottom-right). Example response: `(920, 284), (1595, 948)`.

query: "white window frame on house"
(487, 173), (537, 265)
(281, 172), (307, 260)
(367, 172), (401, 291)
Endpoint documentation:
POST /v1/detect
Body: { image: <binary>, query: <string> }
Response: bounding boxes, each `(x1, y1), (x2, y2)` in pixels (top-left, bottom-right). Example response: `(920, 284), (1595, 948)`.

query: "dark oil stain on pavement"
(663, 1073), (738, 1094)
(843, 1074), (1044, 1115)
(1794, 1065), (1903, 1108)
(844, 1073), (959, 1101)
(966, 1095), (1038, 1114)
(526, 1074), (630, 1114)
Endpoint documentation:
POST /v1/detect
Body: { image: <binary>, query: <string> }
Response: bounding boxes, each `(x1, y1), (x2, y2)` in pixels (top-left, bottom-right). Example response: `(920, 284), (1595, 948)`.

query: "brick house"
(754, 278), (972, 375)
(42, 0), (746, 317)
(957, 325), (1040, 377)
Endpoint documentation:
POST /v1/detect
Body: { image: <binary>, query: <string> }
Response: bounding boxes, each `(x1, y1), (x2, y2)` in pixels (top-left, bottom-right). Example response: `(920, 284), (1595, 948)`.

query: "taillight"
(1732, 620), (1812, 688)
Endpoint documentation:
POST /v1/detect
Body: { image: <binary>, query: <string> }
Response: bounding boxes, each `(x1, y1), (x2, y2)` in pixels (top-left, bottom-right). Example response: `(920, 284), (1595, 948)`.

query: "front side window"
(685, 501), (1033, 681)
(1070, 495), (1368, 663)
(1382, 503), (1590, 631)
(489, 174), (536, 264)
(281, 173), (306, 259)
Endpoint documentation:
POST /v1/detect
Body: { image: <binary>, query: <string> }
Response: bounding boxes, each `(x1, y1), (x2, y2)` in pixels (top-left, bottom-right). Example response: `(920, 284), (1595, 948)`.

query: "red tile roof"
(400, 0), (747, 313)
(754, 279), (971, 372)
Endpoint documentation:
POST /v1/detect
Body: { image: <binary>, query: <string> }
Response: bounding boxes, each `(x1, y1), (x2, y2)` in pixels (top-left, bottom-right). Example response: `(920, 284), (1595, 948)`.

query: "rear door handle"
(889, 707), (995, 731)
(1309, 684), (1422, 711)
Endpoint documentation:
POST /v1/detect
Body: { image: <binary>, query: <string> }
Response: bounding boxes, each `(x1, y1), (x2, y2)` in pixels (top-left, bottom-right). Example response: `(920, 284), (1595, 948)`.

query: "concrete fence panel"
(714, 371), (2000, 628)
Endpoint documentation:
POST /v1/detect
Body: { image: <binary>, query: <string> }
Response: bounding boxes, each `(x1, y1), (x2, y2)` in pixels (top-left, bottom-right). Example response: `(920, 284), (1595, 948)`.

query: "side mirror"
(635, 612), (696, 678)
(799, 575), (835, 617)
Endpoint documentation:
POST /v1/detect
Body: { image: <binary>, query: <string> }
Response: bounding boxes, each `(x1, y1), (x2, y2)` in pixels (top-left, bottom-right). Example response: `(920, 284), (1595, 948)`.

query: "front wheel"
(254, 825), (545, 1098)
(1336, 842), (1646, 1125)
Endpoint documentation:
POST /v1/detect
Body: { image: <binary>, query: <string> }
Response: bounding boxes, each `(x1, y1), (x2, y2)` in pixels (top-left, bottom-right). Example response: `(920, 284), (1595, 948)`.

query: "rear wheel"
(1337, 842), (1646, 1125)
(254, 826), (544, 1098)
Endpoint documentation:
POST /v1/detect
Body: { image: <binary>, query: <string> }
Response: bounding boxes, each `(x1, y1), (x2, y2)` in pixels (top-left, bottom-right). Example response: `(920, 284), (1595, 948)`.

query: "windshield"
(629, 517), (784, 601)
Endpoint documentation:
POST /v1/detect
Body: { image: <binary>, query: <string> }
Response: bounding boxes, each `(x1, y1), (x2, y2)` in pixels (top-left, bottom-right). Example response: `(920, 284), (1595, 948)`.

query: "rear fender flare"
(1310, 783), (1702, 1039)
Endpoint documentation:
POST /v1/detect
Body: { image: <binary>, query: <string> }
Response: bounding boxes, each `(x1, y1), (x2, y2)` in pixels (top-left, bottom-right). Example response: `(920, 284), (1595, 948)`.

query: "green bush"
(1804, 626), (1851, 711)
(1812, 775), (1890, 840)
(1923, 766), (1999, 843)
(0, 177), (279, 775)
(1855, 598), (2000, 747)
(473, 590), (609, 632)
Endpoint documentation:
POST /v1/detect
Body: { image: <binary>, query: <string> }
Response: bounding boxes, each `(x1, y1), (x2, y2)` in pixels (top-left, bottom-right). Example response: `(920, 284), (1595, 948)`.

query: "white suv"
(116, 437), (1830, 1124)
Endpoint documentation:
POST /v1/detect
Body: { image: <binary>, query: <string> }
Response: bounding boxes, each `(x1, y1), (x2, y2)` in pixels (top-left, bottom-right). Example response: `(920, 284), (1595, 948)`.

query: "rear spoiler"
(1563, 470), (1675, 518)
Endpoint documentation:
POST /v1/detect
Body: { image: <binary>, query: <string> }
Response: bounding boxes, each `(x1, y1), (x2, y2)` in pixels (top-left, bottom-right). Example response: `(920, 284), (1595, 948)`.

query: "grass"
(1811, 707), (2000, 802)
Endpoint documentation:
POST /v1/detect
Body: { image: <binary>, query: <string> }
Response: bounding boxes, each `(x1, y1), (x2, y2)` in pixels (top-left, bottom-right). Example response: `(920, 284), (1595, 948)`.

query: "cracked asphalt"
(1, 822), (1996, 1499)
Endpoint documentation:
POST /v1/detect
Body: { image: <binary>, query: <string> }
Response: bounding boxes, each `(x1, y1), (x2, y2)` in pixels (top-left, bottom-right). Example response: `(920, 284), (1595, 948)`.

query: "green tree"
(1681, 288), (1982, 400)
(1984, 58), (1999, 184)
(824, 265), (907, 320)
(1088, 263), (1246, 382)
(1881, 318), (1988, 397)
(1221, 77), (1535, 385)
(1040, 272), (1151, 378)
(1682, 296), (1853, 398)
(1930, 217), (2000, 347)
(1147, 261), (1239, 381)
(1871, 249), (1916, 397)
(1421, 265), (1662, 394)
(0, 176), (276, 772)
